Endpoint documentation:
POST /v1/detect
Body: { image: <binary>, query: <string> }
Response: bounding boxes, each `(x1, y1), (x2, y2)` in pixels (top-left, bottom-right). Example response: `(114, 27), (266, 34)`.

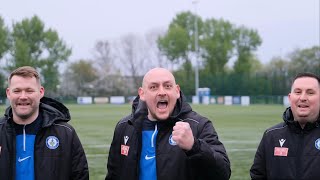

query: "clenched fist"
(172, 121), (194, 150)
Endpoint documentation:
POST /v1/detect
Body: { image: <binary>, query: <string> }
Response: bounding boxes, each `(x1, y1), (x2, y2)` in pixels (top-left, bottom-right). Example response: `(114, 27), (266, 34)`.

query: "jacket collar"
(4, 96), (70, 127)
(283, 107), (320, 133)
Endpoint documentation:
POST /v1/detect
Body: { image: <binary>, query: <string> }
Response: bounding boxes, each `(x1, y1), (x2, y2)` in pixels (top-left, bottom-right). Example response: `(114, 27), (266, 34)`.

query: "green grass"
(0, 104), (285, 180)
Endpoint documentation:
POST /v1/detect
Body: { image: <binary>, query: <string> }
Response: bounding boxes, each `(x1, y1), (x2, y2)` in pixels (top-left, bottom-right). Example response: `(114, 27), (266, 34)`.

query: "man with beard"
(250, 72), (320, 179)
(105, 67), (230, 180)
(0, 66), (89, 180)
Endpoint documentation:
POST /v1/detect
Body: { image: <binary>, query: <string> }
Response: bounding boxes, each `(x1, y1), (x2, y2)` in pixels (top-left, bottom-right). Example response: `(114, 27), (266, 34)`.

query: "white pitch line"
(84, 145), (109, 148)
(86, 154), (107, 157)
(227, 148), (257, 152)
(223, 140), (259, 144)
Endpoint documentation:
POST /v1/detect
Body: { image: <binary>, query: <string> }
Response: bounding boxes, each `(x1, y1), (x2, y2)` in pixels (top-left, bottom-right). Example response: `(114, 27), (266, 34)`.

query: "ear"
(6, 88), (10, 98)
(40, 86), (45, 98)
(176, 84), (180, 99)
(288, 93), (292, 106)
(138, 87), (145, 101)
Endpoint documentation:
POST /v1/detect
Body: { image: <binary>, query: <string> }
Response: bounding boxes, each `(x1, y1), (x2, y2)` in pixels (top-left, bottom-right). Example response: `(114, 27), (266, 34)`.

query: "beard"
(12, 102), (39, 121)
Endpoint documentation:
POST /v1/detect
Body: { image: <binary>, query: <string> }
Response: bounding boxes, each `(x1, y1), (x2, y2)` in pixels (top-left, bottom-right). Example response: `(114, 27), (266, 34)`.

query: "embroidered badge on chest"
(169, 134), (177, 146)
(46, 136), (59, 150)
(315, 138), (320, 150)
(121, 136), (130, 156)
(274, 138), (288, 156)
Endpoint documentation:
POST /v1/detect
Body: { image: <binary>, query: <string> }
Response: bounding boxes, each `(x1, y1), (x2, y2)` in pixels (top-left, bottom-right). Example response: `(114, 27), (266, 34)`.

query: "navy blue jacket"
(0, 97), (89, 180)
(106, 93), (231, 180)
(250, 107), (320, 180)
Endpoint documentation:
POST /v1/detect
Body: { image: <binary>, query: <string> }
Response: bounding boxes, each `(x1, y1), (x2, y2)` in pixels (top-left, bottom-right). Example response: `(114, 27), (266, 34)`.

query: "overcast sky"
(0, 0), (319, 64)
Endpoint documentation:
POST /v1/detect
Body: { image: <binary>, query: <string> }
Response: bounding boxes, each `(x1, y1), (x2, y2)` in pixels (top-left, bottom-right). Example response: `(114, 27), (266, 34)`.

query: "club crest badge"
(46, 136), (59, 150)
(169, 134), (177, 146)
(315, 138), (320, 150)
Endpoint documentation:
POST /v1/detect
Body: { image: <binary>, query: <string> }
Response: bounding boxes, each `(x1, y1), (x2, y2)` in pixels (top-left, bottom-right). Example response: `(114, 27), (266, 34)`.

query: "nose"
(157, 86), (167, 96)
(299, 92), (307, 101)
(19, 91), (28, 99)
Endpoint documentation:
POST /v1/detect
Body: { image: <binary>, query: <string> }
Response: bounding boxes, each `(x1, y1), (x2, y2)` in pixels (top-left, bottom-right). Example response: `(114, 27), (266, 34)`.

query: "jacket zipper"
(296, 131), (304, 179)
(23, 125), (26, 151)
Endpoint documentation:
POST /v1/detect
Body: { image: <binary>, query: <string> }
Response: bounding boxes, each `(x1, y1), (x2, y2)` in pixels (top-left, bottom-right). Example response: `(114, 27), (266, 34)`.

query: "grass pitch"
(1, 104), (285, 179)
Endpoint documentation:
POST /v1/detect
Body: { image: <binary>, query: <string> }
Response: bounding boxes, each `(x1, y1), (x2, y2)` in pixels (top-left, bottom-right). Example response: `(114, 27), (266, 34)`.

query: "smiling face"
(288, 76), (320, 126)
(6, 67), (44, 124)
(139, 68), (180, 121)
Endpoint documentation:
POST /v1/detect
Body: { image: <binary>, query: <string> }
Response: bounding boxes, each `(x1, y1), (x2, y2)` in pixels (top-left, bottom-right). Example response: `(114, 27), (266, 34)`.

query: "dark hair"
(8, 66), (41, 86)
(292, 72), (320, 86)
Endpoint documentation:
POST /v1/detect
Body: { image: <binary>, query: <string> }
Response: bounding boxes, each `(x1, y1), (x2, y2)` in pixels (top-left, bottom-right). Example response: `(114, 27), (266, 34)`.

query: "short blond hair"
(8, 66), (41, 86)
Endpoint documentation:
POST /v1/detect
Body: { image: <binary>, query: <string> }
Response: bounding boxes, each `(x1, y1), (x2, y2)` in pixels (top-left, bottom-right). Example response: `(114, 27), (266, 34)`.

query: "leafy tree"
(0, 16), (10, 96)
(288, 46), (320, 75)
(0, 16), (10, 59)
(158, 12), (202, 94)
(233, 26), (262, 74)
(60, 60), (98, 96)
(201, 18), (234, 76)
(260, 46), (320, 95)
(159, 11), (264, 96)
(158, 13), (195, 63)
(6, 15), (71, 95)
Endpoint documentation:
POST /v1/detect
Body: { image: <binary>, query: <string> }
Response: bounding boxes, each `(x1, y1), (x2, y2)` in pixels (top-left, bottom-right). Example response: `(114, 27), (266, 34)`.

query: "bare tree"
(93, 40), (114, 76)
(92, 40), (127, 96)
(113, 33), (149, 90)
(145, 28), (173, 69)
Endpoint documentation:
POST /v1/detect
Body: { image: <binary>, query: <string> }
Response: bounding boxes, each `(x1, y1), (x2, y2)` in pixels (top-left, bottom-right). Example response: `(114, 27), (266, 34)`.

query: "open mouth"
(17, 102), (31, 106)
(157, 100), (168, 109)
(298, 104), (309, 108)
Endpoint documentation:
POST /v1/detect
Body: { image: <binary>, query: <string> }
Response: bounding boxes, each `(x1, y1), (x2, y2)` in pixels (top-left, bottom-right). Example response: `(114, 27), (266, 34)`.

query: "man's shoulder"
(0, 116), (7, 125)
(116, 114), (132, 127)
(51, 121), (75, 132)
(265, 122), (287, 134)
(179, 111), (209, 124)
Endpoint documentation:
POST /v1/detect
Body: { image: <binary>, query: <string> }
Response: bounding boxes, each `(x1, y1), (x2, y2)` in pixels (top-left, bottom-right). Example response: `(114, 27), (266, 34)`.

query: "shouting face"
(139, 68), (180, 121)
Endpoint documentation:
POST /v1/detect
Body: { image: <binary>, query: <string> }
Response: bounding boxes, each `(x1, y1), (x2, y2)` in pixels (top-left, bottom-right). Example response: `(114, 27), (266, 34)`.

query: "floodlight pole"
(193, 1), (199, 99)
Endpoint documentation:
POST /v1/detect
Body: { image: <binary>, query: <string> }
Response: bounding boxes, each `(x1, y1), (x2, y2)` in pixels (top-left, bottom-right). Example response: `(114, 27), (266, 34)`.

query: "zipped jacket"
(106, 93), (231, 180)
(250, 107), (320, 180)
(0, 97), (89, 180)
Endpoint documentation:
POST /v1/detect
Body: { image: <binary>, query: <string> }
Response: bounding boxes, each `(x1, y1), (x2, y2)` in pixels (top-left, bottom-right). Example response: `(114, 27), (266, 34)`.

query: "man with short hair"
(0, 66), (89, 180)
(106, 67), (231, 180)
(250, 72), (320, 179)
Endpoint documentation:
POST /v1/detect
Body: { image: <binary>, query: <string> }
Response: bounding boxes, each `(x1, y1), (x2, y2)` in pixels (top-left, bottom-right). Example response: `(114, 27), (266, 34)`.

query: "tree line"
(0, 13), (319, 99)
